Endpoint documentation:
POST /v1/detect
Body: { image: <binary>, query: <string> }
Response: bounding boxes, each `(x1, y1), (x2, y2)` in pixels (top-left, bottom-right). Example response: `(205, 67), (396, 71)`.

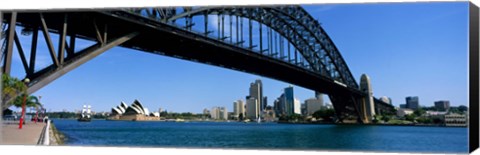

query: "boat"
(78, 105), (92, 122)
(257, 117), (261, 123)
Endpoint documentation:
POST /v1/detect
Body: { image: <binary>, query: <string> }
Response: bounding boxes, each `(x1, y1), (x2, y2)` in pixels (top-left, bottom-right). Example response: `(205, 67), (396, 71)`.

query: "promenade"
(1, 121), (46, 145)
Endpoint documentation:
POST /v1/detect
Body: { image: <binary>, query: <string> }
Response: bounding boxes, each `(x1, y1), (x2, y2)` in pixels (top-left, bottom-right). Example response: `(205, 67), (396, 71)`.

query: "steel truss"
(1, 6), (395, 123)
(131, 6), (358, 89)
(1, 12), (139, 94)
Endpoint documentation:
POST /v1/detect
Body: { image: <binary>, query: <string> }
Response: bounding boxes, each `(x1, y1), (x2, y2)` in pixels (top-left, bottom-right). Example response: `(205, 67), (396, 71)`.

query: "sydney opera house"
(108, 100), (160, 121)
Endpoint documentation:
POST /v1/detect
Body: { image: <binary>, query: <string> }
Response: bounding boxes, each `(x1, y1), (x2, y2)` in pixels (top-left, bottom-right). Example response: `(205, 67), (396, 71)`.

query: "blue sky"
(7, 2), (469, 113)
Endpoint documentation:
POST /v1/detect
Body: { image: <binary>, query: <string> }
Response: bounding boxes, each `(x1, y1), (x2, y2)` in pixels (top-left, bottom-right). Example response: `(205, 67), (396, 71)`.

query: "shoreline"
(50, 118), (467, 128)
(277, 121), (468, 128)
(49, 121), (66, 145)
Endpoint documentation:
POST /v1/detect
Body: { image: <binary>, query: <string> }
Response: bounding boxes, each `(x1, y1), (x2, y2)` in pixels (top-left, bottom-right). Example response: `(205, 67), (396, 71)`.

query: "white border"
(1, 0), (478, 155)
(0, 0), (473, 11)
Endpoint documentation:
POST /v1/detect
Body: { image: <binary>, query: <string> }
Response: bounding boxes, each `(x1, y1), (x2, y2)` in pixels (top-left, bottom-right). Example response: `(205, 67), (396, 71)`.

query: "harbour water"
(53, 119), (468, 153)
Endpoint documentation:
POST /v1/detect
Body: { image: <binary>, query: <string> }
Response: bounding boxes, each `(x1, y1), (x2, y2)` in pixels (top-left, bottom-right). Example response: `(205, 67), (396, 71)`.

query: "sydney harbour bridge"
(0, 6), (395, 123)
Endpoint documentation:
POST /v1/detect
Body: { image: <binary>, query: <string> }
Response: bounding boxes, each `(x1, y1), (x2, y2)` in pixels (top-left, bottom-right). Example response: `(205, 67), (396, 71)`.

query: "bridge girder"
(1, 12), (139, 94)
(131, 6), (359, 89)
(1, 7), (396, 123)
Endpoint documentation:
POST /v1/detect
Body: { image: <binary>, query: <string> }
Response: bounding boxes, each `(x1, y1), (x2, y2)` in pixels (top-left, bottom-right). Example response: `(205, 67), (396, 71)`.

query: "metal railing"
(37, 120), (50, 145)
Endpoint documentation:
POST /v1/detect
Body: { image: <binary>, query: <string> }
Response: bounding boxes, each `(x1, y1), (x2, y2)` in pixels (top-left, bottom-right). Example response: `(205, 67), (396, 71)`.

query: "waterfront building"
(284, 86), (294, 115)
(434, 100), (450, 111)
(274, 93), (288, 116)
(294, 98), (301, 114)
(210, 107), (227, 120)
(210, 107), (219, 120)
(246, 97), (259, 120)
(305, 97), (323, 116)
(273, 98), (282, 116)
(396, 108), (414, 117)
(301, 103), (307, 116)
(262, 106), (276, 122)
(406, 96), (419, 110)
(233, 100), (245, 120)
(108, 100), (160, 121)
(219, 107), (228, 120)
(360, 74), (375, 120)
(426, 111), (448, 116)
(262, 96), (268, 112)
(444, 113), (467, 127)
(249, 79), (263, 116)
(203, 108), (209, 115)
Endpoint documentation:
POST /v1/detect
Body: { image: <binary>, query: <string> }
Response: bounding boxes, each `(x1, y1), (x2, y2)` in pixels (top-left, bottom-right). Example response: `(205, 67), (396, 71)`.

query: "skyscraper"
(249, 79), (263, 116)
(262, 96), (268, 112)
(284, 86), (294, 115)
(273, 98), (282, 116)
(305, 97), (323, 116)
(246, 97), (259, 120)
(434, 100), (450, 111)
(219, 107), (228, 120)
(233, 100), (245, 120)
(406, 96), (419, 110)
(210, 107), (219, 119)
(294, 98), (301, 114)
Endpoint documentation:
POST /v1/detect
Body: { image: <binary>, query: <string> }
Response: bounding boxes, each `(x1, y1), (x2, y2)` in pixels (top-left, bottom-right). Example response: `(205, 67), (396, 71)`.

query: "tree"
(287, 114), (304, 122)
(416, 117), (433, 124)
(12, 94), (40, 108)
(2, 74), (28, 110)
(312, 109), (336, 122)
(414, 108), (426, 116)
(381, 114), (391, 123)
(458, 105), (468, 112)
(405, 114), (416, 122)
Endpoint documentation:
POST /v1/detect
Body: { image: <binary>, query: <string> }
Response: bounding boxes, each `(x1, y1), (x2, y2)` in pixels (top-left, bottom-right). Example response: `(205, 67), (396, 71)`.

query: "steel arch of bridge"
(1, 6), (396, 123)
(130, 6), (359, 89)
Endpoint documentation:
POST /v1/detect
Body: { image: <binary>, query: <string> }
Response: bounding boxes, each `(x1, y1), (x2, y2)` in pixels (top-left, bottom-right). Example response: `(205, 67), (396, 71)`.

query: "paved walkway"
(1, 121), (46, 145)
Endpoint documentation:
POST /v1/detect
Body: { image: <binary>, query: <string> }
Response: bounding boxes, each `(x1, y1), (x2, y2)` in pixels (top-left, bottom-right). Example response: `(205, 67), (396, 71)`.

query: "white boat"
(257, 117), (261, 123)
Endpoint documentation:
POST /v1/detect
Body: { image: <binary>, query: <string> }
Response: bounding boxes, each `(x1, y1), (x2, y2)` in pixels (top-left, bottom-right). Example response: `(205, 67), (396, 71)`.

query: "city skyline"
(6, 2), (468, 113)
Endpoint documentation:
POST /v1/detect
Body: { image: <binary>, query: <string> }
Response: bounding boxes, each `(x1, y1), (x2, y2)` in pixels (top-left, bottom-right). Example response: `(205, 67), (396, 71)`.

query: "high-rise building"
(273, 98), (282, 116)
(203, 108), (210, 118)
(210, 107), (219, 119)
(294, 98), (301, 114)
(219, 107), (228, 120)
(210, 107), (228, 120)
(233, 100), (245, 120)
(301, 103), (307, 116)
(284, 86), (294, 115)
(406, 96), (419, 110)
(315, 92), (324, 100)
(434, 100), (450, 111)
(262, 96), (268, 112)
(249, 79), (263, 116)
(246, 97), (259, 120)
(305, 97), (323, 116)
(262, 105), (276, 122)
